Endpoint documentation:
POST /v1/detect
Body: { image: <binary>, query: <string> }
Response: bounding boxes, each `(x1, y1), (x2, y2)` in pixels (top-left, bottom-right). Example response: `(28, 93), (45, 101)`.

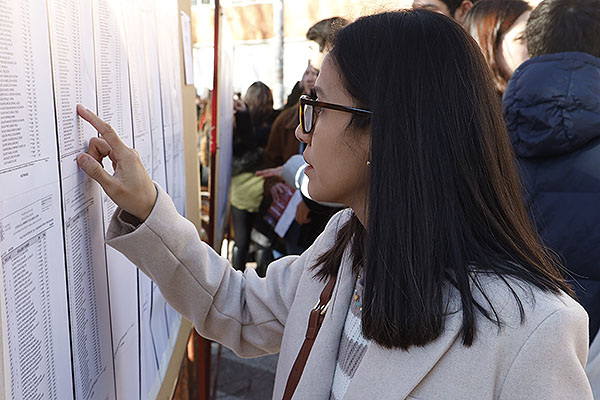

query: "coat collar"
(344, 307), (463, 399)
(279, 237), (463, 400)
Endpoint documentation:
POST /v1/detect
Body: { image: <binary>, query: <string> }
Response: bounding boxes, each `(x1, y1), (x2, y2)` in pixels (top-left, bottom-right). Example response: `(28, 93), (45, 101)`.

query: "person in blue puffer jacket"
(503, 0), (600, 341)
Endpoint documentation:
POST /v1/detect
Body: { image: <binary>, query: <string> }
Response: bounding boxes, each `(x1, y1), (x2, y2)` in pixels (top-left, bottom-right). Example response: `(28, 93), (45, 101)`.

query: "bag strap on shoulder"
(282, 275), (337, 400)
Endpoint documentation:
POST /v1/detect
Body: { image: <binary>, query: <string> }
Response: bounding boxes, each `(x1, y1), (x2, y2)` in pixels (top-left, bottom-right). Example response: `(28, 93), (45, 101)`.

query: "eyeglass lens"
(303, 104), (313, 133)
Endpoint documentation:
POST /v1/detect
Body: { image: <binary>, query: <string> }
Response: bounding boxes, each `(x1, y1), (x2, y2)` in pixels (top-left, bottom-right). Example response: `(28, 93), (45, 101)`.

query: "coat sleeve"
(499, 303), (593, 399)
(105, 184), (334, 358)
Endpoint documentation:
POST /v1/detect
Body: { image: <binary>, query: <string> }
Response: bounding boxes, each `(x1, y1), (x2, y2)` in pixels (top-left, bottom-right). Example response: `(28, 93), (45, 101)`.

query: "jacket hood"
(503, 52), (600, 158)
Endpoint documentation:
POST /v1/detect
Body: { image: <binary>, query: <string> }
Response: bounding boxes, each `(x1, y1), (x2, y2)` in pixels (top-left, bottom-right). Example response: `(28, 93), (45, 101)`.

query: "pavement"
(210, 342), (279, 399)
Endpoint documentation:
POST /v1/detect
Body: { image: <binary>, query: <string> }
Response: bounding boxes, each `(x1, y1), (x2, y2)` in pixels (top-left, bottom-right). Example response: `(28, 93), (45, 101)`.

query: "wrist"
(138, 185), (158, 222)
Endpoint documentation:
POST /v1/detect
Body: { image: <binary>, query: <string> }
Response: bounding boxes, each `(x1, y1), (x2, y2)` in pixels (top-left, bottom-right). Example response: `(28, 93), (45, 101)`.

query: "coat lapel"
(292, 250), (357, 399)
(344, 307), (463, 399)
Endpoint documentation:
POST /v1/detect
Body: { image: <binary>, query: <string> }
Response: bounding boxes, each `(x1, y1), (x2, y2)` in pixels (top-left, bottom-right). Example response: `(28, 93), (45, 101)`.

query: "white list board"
(143, 8), (187, 387)
(92, 0), (140, 399)
(0, 0), (189, 398)
(0, 0), (73, 399)
(155, 0), (186, 217)
(139, 0), (167, 191)
(47, 0), (116, 398)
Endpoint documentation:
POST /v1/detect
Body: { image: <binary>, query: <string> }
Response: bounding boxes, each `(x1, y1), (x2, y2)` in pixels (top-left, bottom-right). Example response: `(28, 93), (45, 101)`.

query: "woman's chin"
(307, 182), (332, 204)
(306, 182), (322, 202)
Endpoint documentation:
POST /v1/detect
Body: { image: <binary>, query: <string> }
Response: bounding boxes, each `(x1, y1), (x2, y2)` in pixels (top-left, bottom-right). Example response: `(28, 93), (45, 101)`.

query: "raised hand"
(255, 165), (283, 179)
(76, 105), (157, 221)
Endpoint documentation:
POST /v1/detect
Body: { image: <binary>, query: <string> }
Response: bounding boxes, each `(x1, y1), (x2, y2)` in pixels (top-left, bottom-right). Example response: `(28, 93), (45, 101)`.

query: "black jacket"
(504, 52), (600, 340)
(232, 109), (277, 175)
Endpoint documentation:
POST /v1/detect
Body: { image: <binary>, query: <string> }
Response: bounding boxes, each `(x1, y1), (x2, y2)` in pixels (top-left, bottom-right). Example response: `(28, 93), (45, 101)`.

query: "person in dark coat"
(503, 0), (600, 341)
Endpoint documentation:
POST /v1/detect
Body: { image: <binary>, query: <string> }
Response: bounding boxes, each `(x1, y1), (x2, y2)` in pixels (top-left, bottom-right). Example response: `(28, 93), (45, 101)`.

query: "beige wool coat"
(107, 185), (593, 399)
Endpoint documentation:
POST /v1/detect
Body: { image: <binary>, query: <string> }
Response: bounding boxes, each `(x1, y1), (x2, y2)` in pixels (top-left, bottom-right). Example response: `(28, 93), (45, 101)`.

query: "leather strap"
(282, 275), (336, 400)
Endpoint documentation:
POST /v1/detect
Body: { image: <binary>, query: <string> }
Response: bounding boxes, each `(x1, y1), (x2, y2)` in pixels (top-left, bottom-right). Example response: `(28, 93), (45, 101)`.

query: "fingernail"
(77, 153), (90, 166)
(78, 104), (92, 114)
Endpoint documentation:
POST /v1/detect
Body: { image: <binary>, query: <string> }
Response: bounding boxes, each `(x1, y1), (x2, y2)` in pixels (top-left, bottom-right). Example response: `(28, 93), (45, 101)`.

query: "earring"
(366, 160), (371, 166)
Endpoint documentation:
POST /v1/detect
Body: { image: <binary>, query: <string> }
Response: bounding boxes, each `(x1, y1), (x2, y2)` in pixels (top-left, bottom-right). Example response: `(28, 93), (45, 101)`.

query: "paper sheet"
(155, 0), (174, 198)
(171, 9), (187, 216)
(60, 177), (116, 400)
(138, 273), (158, 400)
(92, 0), (140, 399)
(138, 273), (183, 400)
(47, 0), (117, 398)
(274, 190), (303, 238)
(0, 1), (74, 398)
(180, 11), (194, 86)
(156, 0), (186, 215)
(0, 256), (4, 398)
(122, 0), (153, 175)
(0, 187), (74, 400)
(140, 0), (167, 189)
(161, 1), (185, 336)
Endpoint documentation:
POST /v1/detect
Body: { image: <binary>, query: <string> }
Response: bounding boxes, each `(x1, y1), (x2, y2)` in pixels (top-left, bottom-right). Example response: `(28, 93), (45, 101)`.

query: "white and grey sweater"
(330, 275), (370, 400)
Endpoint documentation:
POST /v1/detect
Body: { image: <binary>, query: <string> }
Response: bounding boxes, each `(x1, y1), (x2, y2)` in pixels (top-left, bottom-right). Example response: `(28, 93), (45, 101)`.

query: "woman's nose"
(295, 124), (310, 144)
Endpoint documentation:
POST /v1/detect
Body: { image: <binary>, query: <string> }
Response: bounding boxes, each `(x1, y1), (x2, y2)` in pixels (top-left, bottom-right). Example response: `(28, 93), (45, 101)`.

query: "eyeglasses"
(298, 95), (372, 134)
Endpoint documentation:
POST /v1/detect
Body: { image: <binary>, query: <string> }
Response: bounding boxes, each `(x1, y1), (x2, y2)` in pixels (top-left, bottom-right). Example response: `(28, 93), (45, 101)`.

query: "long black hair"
(314, 10), (573, 349)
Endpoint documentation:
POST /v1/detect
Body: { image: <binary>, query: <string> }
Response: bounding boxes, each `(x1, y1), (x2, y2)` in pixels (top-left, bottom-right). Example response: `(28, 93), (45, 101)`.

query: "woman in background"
(464, 0), (532, 94)
(230, 82), (277, 273)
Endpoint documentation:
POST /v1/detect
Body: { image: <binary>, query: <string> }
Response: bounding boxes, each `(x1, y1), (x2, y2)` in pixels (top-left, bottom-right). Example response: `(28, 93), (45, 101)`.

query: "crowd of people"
(76, 0), (600, 398)
(227, 17), (348, 275)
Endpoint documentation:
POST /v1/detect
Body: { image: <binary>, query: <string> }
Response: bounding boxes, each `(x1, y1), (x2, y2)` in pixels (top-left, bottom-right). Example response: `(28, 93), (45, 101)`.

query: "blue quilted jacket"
(504, 52), (600, 340)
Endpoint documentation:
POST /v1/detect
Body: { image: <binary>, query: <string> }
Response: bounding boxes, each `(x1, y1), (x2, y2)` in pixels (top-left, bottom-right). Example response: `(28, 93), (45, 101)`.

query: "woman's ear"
(454, 1), (475, 25)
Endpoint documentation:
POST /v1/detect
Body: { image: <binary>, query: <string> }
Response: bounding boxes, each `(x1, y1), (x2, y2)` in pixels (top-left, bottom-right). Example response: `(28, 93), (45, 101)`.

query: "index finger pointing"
(77, 105), (127, 152)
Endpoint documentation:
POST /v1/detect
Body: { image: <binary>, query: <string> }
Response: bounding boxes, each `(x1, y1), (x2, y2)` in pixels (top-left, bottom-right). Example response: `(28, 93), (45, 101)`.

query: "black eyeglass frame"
(298, 94), (372, 134)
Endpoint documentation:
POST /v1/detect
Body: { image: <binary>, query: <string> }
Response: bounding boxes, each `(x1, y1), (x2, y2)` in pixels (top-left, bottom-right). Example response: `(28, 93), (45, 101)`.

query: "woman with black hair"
(230, 81), (277, 273)
(75, 9), (591, 399)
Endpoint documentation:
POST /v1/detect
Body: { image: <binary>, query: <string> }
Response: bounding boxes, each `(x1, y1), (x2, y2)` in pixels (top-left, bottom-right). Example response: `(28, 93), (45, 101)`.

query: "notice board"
(0, 0), (196, 398)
